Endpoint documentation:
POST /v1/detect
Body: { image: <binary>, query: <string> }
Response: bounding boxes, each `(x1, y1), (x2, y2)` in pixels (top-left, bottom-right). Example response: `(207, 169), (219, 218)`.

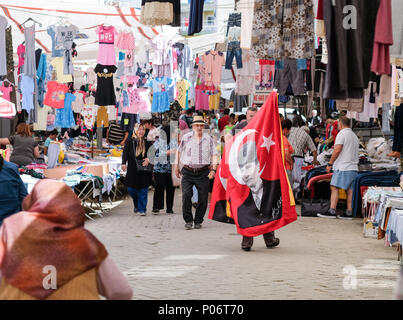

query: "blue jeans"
(225, 41), (242, 69)
(127, 187), (148, 213)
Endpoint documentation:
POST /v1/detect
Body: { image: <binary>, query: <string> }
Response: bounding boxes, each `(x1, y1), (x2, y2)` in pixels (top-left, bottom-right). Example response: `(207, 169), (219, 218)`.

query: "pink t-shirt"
(201, 50), (225, 87)
(96, 26), (116, 44)
(0, 85), (13, 101)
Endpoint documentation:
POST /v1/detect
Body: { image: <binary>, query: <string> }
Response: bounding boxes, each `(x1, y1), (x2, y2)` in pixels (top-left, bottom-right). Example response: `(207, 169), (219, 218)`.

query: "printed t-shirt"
(44, 81), (69, 109)
(94, 64), (117, 106)
(176, 79), (191, 109)
(0, 85), (13, 101)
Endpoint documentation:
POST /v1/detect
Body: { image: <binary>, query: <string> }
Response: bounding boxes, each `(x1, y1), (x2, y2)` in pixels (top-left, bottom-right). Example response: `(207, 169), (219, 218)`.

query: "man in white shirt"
(318, 116), (359, 220)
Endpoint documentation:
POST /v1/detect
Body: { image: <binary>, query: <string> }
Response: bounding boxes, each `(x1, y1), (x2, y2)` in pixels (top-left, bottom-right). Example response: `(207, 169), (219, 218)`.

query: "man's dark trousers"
(181, 167), (210, 224)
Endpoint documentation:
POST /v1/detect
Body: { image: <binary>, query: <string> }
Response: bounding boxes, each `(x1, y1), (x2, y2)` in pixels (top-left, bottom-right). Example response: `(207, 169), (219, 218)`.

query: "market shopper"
(175, 116), (218, 230)
(0, 156), (28, 226)
(122, 124), (153, 216)
(282, 119), (294, 186)
(318, 116), (359, 220)
(152, 126), (176, 215)
(0, 180), (133, 300)
(107, 120), (128, 146)
(288, 116), (319, 197)
(231, 106), (258, 136)
(0, 123), (40, 167)
(43, 129), (59, 156)
(218, 108), (230, 132)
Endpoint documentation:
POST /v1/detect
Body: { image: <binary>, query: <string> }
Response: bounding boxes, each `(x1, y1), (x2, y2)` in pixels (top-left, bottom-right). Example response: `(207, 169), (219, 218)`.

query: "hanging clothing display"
(20, 75), (35, 112)
(97, 106), (109, 127)
(94, 64), (117, 106)
(81, 104), (97, 130)
(0, 16), (7, 76)
(151, 36), (172, 78)
(390, 0), (403, 58)
(47, 25), (64, 57)
(17, 43), (25, 75)
(55, 92), (76, 128)
(251, 0), (315, 60)
(371, 0), (393, 75)
(120, 112), (138, 131)
(323, 0), (381, 100)
(124, 87), (150, 113)
(188, 0), (204, 36)
(235, 49), (256, 96)
(43, 81), (69, 109)
(147, 77), (173, 113)
(23, 25), (36, 77)
(51, 57), (73, 83)
(238, 0), (254, 49)
(71, 91), (86, 113)
(176, 79), (192, 109)
(96, 25), (117, 66)
(391, 104), (403, 152)
(274, 58), (305, 96)
(173, 43), (193, 80)
(140, 0), (177, 26)
(201, 50), (225, 87)
(0, 83), (13, 102)
(33, 105), (52, 131)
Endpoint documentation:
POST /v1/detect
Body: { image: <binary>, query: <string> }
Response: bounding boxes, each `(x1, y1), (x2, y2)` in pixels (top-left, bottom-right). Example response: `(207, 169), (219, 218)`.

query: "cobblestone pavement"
(86, 190), (401, 300)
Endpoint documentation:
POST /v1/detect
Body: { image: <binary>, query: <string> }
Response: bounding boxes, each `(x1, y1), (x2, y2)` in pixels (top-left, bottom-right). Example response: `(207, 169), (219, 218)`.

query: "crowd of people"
(0, 104), (385, 299)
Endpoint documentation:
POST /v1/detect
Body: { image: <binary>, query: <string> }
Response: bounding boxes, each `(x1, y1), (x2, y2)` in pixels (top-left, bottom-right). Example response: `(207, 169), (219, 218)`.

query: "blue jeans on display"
(127, 187), (148, 213)
(226, 12), (241, 35)
(225, 41), (242, 69)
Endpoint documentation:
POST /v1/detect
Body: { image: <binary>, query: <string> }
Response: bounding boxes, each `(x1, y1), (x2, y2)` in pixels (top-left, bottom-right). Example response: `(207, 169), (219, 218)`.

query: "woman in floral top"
(152, 126), (177, 214)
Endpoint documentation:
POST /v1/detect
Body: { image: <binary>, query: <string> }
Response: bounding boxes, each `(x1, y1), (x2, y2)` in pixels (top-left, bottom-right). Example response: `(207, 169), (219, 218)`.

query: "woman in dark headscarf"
(0, 179), (132, 300)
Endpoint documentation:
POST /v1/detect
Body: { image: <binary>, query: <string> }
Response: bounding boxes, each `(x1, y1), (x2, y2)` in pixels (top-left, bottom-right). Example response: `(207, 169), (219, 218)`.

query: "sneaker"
(338, 213), (353, 220)
(194, 224), (202, 229)
(185, 222), (193, 230)
(139, 212), (147, 216)
(317, 211), (337, 219)
(166, 210), (174, 214)
(152, 209), (159, 215)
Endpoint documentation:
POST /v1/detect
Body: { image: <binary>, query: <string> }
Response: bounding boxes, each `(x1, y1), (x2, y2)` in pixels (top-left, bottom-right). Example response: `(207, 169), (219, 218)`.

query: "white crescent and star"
(261, 133), (276, 155)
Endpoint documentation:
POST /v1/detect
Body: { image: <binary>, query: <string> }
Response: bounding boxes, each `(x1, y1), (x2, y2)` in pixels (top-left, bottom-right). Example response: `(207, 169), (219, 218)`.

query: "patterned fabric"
(251, 0), (315, 60)
(178, 131), (218, 168)
(288, 127), (316, 157)
(153, 138), (178, 173)
(0, 180), (108, 299)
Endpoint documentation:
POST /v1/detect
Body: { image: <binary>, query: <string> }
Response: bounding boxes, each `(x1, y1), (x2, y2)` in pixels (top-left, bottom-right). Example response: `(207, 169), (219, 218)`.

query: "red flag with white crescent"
(221, 91), (297, 237)
(208, 151), (234, 224)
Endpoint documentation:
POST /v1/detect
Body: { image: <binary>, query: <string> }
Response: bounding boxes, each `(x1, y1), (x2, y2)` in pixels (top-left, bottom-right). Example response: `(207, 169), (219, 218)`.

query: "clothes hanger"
(19, 17), (42, 28)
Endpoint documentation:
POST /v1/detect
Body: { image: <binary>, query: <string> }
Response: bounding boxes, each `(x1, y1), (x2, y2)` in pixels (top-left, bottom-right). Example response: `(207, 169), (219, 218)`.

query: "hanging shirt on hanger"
(0, 84), (13, 101)
(55, 92), (76, 128)
(147, 77), (173, 113)
(43, 81), (69, 109)
(0, 16), (8, 76)
(94, 64), (117, 106)
(96, 25), (117, 65)
(47, 25), (64, 57)
(20, 75), (35, 112)
(51, 57), (73, 83)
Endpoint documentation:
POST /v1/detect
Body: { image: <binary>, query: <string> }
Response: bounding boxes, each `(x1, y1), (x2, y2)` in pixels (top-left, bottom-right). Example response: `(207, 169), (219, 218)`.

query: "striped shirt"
(178, 131), (218, 169)
(108, 123), (125, 145)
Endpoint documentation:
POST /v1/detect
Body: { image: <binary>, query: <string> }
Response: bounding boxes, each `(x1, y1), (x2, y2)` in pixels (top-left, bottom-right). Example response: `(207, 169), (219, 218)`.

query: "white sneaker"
(140, 212), (147, 216)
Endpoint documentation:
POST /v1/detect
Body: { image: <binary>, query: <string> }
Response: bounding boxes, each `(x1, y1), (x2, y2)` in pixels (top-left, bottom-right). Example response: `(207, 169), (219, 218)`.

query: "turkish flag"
(208, 152), (234, 224)
(218, 91), (297, 237)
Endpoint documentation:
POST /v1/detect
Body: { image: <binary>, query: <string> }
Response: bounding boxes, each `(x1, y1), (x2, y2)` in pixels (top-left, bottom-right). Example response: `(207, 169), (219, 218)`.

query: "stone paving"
(86, 190), (401, 300)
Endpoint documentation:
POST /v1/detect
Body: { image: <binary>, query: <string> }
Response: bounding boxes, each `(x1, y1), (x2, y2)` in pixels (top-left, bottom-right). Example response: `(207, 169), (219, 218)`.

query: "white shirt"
(333, 128), (359, 171)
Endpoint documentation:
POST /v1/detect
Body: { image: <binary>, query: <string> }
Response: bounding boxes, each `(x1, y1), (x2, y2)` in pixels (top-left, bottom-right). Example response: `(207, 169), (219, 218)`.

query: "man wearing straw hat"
(175, 115), (219, 230)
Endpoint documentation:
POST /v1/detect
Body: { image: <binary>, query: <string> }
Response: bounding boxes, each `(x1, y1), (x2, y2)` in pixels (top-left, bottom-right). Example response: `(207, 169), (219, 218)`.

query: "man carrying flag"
(209, 91), (297, 251)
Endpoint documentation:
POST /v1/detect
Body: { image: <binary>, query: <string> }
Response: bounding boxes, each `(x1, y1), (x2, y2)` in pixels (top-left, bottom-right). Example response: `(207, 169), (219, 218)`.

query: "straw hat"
(191, 115), (206, 125)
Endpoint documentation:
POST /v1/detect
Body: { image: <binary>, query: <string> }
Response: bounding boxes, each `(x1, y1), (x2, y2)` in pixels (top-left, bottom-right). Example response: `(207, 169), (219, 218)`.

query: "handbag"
(133, 140), (153, 173)
(301, 199), (330, 217)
